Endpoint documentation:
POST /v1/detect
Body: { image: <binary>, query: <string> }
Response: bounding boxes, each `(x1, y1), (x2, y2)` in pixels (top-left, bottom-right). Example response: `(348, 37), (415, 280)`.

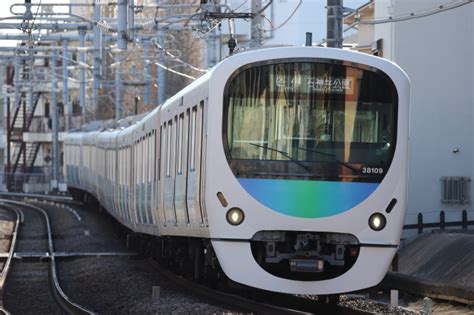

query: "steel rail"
(0, 199), (95, 315)
(0, 204), (21, 315)
(148, 258), (378, 314)
(149, 259), (310, 315)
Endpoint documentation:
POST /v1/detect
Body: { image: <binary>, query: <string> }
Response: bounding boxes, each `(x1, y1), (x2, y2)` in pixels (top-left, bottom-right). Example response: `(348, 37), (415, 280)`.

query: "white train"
(64, 47), (410, 296)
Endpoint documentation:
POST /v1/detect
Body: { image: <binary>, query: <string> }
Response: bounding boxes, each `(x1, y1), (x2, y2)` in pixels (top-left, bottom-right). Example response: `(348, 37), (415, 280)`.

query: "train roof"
(64, 46), (408, 144)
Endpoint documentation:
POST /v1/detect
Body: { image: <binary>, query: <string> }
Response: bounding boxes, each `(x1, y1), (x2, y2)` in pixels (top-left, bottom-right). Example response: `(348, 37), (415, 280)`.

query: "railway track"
(2, 194), (470, 314)
(149, 259), (375, 314)
(0, 199), (95, 314)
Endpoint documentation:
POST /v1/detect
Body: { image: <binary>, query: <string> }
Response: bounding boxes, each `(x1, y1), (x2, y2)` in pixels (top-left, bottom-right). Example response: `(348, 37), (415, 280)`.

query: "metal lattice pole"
(62, 40), (70, 131)
(51, 51), (59, 187)
(79, 28), (87, 124)
(327, 0), (343, 48)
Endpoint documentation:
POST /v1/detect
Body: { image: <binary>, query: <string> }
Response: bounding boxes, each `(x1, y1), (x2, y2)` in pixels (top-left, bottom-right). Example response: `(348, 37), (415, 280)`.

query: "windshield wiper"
(250, 143), (311, 173)
(297, 147), (359, 173)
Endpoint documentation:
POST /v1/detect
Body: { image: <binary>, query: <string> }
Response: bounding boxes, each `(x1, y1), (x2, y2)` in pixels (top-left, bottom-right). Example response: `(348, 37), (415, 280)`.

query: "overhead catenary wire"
(153, 41), (207, 73)
(348, 0), (473, 27)
(315, 0), (473, 45)
(261, 0), (302, 32)
(154, 62), (196, 80)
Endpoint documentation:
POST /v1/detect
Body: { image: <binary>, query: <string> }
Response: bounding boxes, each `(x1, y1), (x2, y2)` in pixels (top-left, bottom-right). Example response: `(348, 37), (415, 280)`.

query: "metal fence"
(403, 210), (474, 234)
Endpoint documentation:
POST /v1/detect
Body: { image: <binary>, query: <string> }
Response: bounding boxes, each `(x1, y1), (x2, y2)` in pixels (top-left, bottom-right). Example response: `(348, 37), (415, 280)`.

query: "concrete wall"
(373, 0), (474, 232)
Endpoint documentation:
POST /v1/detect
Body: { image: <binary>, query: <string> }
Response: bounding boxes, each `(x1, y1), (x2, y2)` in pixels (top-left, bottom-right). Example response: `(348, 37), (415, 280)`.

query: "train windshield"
(223, 60), (398, 182)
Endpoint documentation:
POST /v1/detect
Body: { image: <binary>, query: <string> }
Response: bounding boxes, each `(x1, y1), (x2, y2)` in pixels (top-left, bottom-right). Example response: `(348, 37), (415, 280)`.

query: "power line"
(153, 41), (207, 73)
(351, 0), (472, 26)
(153, 62), (196, 80)
(262, 0), (302, 32)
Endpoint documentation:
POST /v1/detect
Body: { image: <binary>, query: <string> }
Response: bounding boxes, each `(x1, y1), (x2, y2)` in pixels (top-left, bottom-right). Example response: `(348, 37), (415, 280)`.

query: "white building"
(345, 0), (474, 236)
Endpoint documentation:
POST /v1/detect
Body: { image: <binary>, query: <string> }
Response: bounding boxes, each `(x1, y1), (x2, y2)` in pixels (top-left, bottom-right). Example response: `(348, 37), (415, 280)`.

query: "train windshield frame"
(222, 59), (398, 182)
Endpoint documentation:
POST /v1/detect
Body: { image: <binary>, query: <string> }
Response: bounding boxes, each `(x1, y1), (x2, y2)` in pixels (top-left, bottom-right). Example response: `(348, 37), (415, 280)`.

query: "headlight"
(226, 207), (245, 226)
(369, 213), (386, 231)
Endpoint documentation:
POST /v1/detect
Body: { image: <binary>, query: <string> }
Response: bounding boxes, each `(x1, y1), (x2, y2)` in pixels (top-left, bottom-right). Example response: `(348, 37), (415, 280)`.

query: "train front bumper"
(212, 239), (397, 295)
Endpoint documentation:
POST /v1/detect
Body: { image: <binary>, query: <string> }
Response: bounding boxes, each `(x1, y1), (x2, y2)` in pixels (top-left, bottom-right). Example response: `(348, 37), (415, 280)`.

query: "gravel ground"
(339, 293), (474, 315)
(34, 201), (240, 313)
(23, 200), (474, 315)
(405, 296), (474, 315)
(33, 201), (126, 253)
(14, 206), (48, 252)
(339, 295), (419, 314)
(58, 257), (236, 314)
(3, 205), (60, 314)
(4, 262), (61, 314)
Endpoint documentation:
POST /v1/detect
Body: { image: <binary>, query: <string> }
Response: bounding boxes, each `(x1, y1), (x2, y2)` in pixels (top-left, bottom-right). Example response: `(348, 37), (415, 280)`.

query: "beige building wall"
(346, 0), (474, 235)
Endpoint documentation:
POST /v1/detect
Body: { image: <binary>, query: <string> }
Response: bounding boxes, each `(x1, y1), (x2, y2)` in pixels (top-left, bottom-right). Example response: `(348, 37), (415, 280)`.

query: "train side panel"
(158, 77), (210, 237)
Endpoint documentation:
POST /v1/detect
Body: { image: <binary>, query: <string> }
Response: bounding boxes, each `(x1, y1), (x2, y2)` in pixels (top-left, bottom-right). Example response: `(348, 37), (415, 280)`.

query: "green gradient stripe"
(238, 178), (379, 218)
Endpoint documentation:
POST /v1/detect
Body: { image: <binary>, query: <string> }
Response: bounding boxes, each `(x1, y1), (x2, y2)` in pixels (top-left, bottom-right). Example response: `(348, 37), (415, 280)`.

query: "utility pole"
(78, 27), (87, 124)
(14, 57), (20, 110)
(327, 0), (343, 48)
(250, 0), (263, 48)
(27, 50), (34, 112)
(92, 2), (101, 120)
(128, 0), (135, 43)
(115, 53), (122, 120)
(117, 0), (128, 50)
(51, 51), (59, 188)
(143, 40), (150, 106)
(157, 37), (166, 105)
(62, 41), (71, 130)
(1, 66), (6, 190)
(156, 0), (166, 105)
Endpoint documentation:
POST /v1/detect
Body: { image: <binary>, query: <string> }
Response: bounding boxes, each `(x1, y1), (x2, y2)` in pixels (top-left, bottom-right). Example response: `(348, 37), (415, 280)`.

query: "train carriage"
(64, 46), (409, 296)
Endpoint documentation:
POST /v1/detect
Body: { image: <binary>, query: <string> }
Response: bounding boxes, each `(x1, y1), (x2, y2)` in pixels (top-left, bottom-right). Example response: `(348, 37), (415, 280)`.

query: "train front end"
(206, 47), (409, 294)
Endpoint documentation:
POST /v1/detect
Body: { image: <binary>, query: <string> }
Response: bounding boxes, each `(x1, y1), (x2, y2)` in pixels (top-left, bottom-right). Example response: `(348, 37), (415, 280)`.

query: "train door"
(146, 131), (155, 224)
(163, 118), (178, 226)
(199, 100), (209, 225)
(130, 138), (138, 226)
(174, 111), (190, 226)
(157, 125), (166, 227)
(137, 138), (143, 224)
(186, 100), (208, 227)
(126, 143), (133, 225)
(142, 134), (151, 224)
(152, 128), (160, 226)
(118, 145), (124, 220)
(112, 136), (120, 216)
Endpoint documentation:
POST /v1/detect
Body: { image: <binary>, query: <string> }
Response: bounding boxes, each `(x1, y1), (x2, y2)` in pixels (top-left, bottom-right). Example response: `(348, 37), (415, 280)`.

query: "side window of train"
(126, 145), (130, 185)
(158, 127), (162, 181)
(166, 120), (172, 177)
(120, 147), (123, 185)
(174, 116), (178, 176)
(186, 109), (190, 173)
(190, 106), (197, 171)
(149, 132), (154, 183)
(143, 136), (147, 184)
(164, 123), (168, 178)
(139, 138), (143, 185)
(178, 114), (184, 175)
(134, 141), (137, 184)
(152, 127), (161, 183)
(137, 139), (141, 185)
